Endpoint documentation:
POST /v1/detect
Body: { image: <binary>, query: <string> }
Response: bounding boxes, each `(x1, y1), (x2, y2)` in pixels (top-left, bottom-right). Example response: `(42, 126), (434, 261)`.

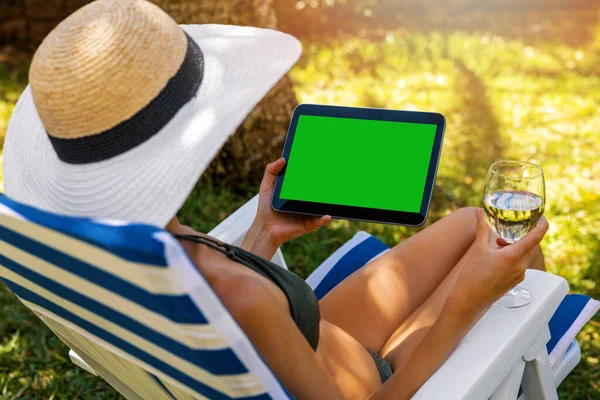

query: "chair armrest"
(413, 270), (569, 400)
(208, 195), (288, 269)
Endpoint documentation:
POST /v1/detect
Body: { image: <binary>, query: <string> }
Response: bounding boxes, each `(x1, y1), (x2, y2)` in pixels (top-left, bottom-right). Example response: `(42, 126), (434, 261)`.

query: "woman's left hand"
(242, 158), (331, 258)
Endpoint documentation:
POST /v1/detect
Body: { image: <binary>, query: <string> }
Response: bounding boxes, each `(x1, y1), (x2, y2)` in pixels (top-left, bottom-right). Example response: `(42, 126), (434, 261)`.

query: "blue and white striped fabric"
(546, 294), (599, 368)
(306, 231), (389, 300)
(0, 194), (292, 400)
(307, 230), (600, 373)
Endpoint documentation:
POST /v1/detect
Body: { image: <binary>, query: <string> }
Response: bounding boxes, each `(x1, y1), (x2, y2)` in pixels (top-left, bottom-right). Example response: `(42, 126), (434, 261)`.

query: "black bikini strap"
(173, 233), (267, 265)
(173, 234), (231, 254)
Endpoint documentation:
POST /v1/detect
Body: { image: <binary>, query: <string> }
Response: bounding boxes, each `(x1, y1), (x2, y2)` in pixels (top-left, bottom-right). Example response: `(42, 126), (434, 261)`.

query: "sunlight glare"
(524, 47), (535, 58)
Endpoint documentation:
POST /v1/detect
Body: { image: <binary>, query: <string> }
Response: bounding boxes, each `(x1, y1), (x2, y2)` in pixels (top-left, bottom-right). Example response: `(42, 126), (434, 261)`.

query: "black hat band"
(47, 32), (204, 165)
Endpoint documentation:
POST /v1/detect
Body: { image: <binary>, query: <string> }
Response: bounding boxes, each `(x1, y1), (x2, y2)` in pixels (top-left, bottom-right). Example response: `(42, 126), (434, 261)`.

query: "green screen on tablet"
(279, 115), (437, 213)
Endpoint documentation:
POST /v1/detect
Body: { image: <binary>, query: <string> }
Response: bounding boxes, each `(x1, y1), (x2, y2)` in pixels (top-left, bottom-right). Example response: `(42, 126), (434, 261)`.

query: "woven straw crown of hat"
(3, 0), (301, 227)
(30, 0), (187, 139)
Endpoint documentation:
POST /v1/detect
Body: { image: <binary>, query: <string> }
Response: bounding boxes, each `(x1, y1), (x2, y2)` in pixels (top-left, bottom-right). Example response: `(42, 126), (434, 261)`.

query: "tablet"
(271, 104), (445, 226)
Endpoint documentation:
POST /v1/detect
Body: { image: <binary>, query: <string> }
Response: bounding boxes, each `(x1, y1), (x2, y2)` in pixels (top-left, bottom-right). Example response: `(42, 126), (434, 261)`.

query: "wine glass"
(483, 160), (545, 308)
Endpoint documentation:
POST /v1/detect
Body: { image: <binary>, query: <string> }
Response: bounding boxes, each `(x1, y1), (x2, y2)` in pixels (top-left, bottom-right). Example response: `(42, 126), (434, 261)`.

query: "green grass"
(1, 22), (600, 400)
(0, 287), (120, 399)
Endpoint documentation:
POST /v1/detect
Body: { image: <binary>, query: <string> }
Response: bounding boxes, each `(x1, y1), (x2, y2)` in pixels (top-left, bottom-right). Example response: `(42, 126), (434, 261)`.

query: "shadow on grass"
(453, 57), (504, 177)
(429, 50), (505, 216)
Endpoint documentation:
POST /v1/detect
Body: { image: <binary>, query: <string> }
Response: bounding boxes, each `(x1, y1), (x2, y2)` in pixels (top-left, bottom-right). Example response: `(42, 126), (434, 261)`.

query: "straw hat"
(3, 0), (301, 227)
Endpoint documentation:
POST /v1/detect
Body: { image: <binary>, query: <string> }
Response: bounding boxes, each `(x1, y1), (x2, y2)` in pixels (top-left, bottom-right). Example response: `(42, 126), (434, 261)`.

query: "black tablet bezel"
(271, 104), (446, 226)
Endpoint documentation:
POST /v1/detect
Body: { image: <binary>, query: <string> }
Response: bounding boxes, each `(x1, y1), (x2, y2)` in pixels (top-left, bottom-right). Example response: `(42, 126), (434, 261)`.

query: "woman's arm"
(241, 159), (330, 260)
(241, 222), (280, 261)
(215, 275), (345, 400)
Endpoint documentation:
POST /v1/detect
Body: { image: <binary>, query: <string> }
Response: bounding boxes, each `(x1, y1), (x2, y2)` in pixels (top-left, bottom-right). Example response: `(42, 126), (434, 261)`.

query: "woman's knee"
(452, 206), (478, 218)
(424, 207), (478, 246)
(446, 207), (478, 232)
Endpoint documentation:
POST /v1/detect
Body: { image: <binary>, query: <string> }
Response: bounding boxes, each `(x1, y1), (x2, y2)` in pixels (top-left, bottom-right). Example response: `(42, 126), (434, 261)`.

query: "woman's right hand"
(450, 208), (550, 311)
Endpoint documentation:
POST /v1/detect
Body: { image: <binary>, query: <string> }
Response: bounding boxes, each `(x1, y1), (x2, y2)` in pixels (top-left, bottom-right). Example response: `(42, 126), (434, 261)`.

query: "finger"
(305, 215), (330, 232)
(266, 157), (286, 175)
(260, 158), (285, 191)
(509, 217), (549, 257)
(319, 215), (331, 227)
(475, 208), (491, 245)
(496, 237), (509, 247)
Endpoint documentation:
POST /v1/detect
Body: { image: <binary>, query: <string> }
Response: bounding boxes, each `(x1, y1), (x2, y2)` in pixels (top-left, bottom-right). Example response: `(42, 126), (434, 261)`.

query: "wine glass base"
(493, 286), (532, 308)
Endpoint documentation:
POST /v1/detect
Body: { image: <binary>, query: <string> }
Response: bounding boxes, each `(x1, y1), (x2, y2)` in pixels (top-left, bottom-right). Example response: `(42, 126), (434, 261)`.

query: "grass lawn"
(1, 19), (599, 400)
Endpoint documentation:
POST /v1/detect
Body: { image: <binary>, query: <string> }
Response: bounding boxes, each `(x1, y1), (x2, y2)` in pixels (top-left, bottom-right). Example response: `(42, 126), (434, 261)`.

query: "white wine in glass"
(483, 160), (545, 308)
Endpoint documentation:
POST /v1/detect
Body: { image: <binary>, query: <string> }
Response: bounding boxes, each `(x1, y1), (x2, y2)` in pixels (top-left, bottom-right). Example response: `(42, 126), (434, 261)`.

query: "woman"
(2, 0), (548, 398)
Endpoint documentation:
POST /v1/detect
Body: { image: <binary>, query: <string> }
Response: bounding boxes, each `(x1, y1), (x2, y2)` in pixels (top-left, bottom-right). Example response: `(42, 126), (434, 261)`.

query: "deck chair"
(0, 193), (597, 399)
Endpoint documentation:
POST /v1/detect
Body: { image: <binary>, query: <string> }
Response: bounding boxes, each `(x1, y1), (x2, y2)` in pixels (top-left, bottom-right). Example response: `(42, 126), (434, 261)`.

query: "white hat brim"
(2, 25), (301, 227)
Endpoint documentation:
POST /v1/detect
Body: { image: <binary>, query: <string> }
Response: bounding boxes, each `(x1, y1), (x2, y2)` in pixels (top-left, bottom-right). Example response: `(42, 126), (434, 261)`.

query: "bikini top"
(174, 234), (320, 351)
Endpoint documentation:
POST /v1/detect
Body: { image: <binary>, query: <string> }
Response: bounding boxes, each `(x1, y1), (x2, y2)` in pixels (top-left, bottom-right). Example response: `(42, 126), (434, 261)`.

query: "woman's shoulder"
(211, 269), (292, 338)
(190, 245), (290, 315)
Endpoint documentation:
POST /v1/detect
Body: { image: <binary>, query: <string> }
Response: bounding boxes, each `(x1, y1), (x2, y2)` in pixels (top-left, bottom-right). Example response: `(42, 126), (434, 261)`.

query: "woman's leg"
(380, 255), (465, 368)
(381, 240), (546, 370)
(319, 207), (478, 352)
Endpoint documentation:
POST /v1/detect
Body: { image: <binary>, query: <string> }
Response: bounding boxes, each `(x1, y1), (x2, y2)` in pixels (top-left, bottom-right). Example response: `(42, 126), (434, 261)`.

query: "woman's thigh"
(319, 207), (477, 352)
(316, 320), (382, 400)
(380, 257), (465, 366)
